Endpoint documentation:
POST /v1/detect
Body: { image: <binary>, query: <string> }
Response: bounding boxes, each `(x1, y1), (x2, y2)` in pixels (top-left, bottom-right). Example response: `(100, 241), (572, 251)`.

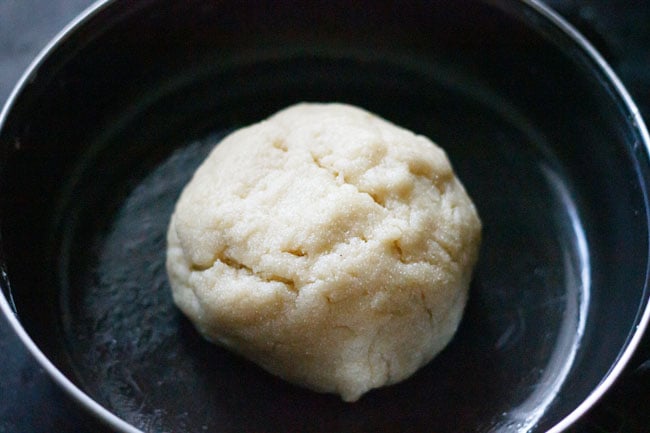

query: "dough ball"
(166, 103), (481, 402)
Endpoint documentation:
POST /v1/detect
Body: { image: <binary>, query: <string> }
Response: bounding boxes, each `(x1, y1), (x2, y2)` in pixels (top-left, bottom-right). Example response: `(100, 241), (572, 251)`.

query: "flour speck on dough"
(166, 103), (481, 402)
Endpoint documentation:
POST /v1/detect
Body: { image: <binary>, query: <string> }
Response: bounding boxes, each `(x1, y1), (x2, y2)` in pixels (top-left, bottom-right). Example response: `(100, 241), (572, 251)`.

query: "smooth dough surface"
(166, 103), (481, 401)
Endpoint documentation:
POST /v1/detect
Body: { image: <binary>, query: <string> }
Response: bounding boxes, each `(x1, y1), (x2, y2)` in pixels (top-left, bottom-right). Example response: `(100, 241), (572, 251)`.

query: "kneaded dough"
(166, 103), (481, 402)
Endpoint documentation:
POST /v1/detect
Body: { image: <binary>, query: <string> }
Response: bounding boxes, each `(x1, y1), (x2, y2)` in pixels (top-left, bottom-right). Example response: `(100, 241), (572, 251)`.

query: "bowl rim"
(0, 3), (143, 432)
(0, 1), (649, 432)
(522, 2), (650, 431)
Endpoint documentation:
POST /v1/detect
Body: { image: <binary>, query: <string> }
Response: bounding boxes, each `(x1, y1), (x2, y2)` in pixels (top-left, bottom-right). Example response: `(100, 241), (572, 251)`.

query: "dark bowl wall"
(1, 1), (648, 432)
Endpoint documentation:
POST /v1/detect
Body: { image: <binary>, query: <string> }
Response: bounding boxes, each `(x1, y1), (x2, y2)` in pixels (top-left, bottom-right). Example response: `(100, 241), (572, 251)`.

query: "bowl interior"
(1, 1), (649, 432)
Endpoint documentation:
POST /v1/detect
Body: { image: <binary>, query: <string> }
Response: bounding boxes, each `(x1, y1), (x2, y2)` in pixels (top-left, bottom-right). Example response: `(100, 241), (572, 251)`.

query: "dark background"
(0, 1), (649, 432)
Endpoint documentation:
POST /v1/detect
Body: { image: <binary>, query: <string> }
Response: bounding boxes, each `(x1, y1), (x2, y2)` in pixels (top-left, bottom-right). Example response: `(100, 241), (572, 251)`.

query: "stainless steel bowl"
(1, 1), (649, 432)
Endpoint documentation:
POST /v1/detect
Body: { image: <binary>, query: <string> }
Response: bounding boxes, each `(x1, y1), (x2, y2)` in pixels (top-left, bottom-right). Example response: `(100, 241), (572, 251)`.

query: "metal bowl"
(1, 1), (649, 432)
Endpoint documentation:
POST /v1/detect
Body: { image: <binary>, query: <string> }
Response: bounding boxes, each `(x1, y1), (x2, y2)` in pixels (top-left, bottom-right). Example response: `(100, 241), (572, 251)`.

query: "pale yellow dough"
(166, 103), (481, 401)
